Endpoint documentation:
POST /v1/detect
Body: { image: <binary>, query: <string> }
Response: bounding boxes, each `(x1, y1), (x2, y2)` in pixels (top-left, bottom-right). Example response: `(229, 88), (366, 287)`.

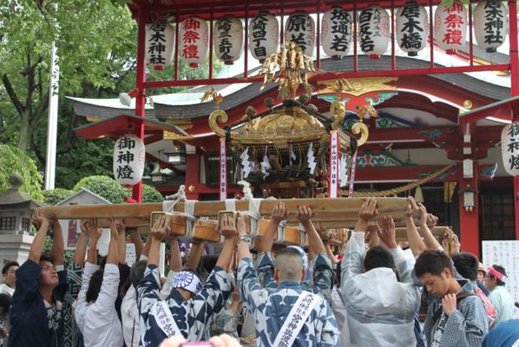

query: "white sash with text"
(150, 301), (182, 338)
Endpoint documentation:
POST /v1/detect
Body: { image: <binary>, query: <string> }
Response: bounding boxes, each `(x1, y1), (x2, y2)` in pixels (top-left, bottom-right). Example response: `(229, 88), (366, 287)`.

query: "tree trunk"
(17, 111), (31, 151)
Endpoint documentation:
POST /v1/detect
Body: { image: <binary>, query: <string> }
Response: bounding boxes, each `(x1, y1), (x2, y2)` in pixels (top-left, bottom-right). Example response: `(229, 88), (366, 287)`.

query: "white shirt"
(0, 284), (14, 296)
(121, 270), (177, 347)
(489, 285), (517, 323)
(74, 262), (123, 347)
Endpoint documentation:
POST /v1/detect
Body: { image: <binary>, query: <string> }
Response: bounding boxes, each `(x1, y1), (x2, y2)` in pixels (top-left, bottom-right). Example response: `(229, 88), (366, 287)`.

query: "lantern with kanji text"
(249, 11), (279, 63)
(359, 6), (391, 59)
(502, 122), (519, 176)
(321, 7), (352, 59)
(214, 15), (243, 65)
(434, 0), (467, 55)
(179, 17), (209, 68)
(145, 22), (175, 70)
(285, 11), (315, 57)
(474, 0), (508, 53)
(113, 135), (145, 186)
(396, 1), (428, 56)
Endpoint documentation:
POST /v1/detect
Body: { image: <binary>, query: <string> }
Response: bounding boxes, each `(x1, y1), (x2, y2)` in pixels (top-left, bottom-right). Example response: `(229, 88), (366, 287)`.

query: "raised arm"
(216, 214), (238, 271)
(128, 228), (144, 261)
(87, 221), (102, 265)
(404, 197), (426, 257)
(29, 212), (51, 263)
(50, 218), (65, 266)
(115, 219), (127, 264)
(108, 219), (120, 265)
(256, 202), (287, 253)
(186, 240), (205, 271)
(297, 206), (327, 255)
(148, 215), (167, 267)
(169, 235), (182, 272)
(417, 204), (441, 250)
(74, 220), (93, 266)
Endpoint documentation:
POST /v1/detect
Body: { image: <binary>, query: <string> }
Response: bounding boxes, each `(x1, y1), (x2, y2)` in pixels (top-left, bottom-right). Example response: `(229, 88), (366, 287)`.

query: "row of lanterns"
(145, 0), (508, 70)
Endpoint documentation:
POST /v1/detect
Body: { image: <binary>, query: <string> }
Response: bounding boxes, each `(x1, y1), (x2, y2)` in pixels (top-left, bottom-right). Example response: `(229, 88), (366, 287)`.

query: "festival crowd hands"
(2, 198), (516, 347)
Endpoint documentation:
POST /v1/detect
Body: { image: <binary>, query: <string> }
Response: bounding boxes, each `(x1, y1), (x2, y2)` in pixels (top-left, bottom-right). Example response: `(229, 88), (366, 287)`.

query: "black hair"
(451, 253), (479, 281)
(490, 265), (507, 286)
(130, 260), (148, 288)
(364, 246), (396, 272)
(0, 293), (11, 315)
(2, 261), (19, 275)
(86, 269), (104, 303)
(415, 250), (454, 278)
(201, 255), (218, 274)
(39, 254), (54, 265)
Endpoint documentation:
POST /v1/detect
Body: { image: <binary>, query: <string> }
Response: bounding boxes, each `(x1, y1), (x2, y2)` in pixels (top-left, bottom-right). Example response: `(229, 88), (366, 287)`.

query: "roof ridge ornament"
(8, 174), (24, 191)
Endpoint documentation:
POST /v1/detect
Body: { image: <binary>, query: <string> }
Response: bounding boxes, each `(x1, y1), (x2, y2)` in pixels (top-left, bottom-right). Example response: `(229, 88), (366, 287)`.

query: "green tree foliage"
(73, 175), (127, 204)
(42, 188), (74, 205)
(1, 0), (221, 189)
(0, 144), (44, 200)
(141, 184), (164, 202)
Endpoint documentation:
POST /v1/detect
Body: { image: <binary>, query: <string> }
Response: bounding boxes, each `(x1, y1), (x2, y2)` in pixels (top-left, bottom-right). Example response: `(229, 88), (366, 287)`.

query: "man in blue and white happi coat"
(237, 207), (339, 347)
(254, 202), (335, 302)
(138, 215), (235, 346)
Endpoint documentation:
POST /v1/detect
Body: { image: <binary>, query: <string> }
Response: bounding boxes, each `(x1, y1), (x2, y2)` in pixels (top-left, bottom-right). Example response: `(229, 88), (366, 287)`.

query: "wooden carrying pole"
(37, 197), (416, 242)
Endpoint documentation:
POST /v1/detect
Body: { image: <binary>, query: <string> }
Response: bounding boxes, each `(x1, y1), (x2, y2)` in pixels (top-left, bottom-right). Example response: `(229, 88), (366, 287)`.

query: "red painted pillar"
(185, 152), (200, 200)
(458, 162), (480, 258)
(132, 5), (147, 203)
(509, 0), (519, 240)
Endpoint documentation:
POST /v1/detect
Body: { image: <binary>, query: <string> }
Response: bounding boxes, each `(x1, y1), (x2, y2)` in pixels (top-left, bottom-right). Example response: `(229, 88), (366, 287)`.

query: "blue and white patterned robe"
(137, 264), (232, 346)
(238, 257), (339, 347)
(255, 252), (334, 303)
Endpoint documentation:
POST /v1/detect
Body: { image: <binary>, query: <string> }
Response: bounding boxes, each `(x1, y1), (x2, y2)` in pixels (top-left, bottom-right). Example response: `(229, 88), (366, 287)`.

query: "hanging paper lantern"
(214, 15), (243, 65)
(434, 0), (467, 55)
(321, 7), (352, 59)
(396, 1), (428, 56)
(502, 122), (519, 176)
(249, 11), (279, 63)
(145, 22), (175, 70)
(179, 17), (209, 68)
(113, 135), (145, 186)
(285, 11), (315, 56)
(474, 0), (508, 53)
(359, 6), (391, 59)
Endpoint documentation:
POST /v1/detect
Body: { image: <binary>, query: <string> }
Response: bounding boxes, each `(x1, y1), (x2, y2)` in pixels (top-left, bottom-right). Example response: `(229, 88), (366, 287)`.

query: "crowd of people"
(0, 196), (518, 347)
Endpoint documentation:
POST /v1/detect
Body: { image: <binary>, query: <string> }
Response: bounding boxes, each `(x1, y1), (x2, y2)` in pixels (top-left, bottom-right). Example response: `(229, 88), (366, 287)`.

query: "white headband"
(171, 270), (202, 294)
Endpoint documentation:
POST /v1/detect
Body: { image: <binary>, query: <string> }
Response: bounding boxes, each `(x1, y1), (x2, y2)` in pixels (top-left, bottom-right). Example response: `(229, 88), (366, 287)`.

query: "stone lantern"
(0, 174), (42, 264)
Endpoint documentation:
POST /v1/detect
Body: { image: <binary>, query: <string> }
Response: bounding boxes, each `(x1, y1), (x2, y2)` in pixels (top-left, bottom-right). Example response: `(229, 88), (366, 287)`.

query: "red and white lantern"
(321, 7), (352, 59)
(359, 6), (390, 59)
(474, 0), (508, 53)
(113, 135), (145, 186)
(179, 17), (209, 68)
(214, 15), (243, 65)
(145, 22), (175, 70)
(501, 122), (519, 176)
(249, 11), (279, 63)
(396, 1), (428, 56)
(285, 11), (315, 56)
(434, 0), (467, 55)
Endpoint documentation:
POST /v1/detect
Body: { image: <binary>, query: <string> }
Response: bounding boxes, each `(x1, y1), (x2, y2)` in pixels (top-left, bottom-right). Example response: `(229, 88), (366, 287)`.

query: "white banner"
(220, 137), (227, 201)
(349, 150), (358, 197)
(329, 131), (339, 198)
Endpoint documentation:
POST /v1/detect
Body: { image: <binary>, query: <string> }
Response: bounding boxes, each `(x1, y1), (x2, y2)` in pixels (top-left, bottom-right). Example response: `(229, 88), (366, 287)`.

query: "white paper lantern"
(359, 6), (391, 59)
(113, 135), (145, 186)
(285, 11), (315, 56)
(249, 11), (279, 63)
(145, 22), (175, 70)
(396, 1), (428, 56)
(214, 15), (243, 65)
(179, 17), (209, 68)
(501, 122), (519, 176)
(474, 0), (508, 53)
(321, 7), (352, 59)
(434, 0), (467, 55)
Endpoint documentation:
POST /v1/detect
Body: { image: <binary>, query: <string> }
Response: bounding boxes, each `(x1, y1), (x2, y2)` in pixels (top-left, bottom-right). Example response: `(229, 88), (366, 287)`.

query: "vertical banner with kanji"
(502, 122), (519, 176)
(329, 131), (339, 198)
(349, 150), (358, 197)
(220, 137), (227, 201)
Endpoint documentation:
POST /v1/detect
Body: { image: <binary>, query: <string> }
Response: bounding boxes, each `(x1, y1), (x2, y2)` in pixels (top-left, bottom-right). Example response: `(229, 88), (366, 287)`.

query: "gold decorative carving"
(163, 119), (194, 140)
(318, 77), (398, 97)
(208, 109), (229, 138)
(331, 100), (346, 130)
(352, 122), (369, 147)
